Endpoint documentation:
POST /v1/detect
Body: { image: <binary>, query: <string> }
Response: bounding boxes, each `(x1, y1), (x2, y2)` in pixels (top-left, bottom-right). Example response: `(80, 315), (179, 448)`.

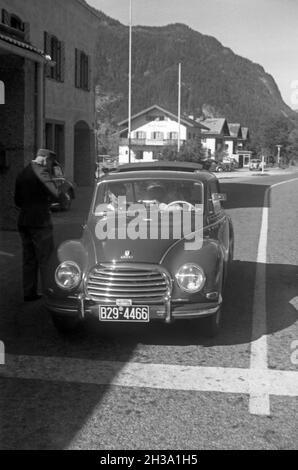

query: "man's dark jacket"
(14, 162), (60, 227)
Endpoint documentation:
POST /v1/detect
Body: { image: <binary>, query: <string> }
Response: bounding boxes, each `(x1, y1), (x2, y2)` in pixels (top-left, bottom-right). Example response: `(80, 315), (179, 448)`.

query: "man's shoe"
(24, 294), (43, 302)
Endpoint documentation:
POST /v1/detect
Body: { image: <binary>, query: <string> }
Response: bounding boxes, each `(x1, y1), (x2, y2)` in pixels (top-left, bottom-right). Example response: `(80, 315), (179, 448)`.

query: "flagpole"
(128, 0), (132, 163)
(178, 62), (182, 153)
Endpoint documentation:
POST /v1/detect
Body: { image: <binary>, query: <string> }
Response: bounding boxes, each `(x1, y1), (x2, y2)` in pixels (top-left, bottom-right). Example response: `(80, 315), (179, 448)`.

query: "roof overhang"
(0, 33), (52, 64)
(118, 104), (209, 130)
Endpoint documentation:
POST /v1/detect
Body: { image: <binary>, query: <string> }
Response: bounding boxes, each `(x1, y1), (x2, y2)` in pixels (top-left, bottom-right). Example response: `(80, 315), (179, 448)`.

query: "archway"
(74, 120), (92, 186)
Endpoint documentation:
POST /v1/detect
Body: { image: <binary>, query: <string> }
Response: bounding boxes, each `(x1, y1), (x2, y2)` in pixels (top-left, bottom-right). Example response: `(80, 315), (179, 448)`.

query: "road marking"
(249, 177), (298, 416)
(1, 354), (298, 399)
(290, 297), (298, 312)
(0, 251), (15, 258)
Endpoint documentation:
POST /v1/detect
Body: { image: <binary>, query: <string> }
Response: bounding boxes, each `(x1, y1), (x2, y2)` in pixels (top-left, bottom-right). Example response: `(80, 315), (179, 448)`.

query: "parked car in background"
(45, 161), (234, 338)
(222, 157), (237, 171)
(249, 159), (262, 171)
(201, 159), (224, 173)
(51, 162), (75, 211)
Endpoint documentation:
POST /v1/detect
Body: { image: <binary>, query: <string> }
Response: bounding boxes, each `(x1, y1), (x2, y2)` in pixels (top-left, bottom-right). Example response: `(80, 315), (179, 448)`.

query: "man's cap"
(36, 149), (56, 160)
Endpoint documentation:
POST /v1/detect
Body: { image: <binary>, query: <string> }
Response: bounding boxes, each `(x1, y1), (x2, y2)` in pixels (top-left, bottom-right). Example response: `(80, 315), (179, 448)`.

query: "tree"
(159, 138), (205, 163)
(159, 145), (178, 161)
(286, 128), (298, 163)
(177, 138), (206, 162)
(260, 116), (294, 159)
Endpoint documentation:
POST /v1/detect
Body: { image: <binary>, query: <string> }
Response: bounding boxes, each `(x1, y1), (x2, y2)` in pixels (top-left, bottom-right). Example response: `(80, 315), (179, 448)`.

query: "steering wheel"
(165, 201), (196, 211)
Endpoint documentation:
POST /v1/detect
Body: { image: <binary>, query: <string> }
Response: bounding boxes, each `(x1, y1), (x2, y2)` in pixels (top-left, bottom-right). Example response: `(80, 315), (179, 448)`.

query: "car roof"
(99, 161), (217, 183)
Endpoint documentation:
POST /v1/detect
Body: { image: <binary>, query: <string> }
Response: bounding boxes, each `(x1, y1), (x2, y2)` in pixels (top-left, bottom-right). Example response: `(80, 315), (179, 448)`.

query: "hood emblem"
(121, 250), (133, 260)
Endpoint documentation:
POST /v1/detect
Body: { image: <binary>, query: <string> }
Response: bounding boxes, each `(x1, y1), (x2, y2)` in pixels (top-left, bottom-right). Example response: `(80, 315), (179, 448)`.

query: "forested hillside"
(90, 4), (298, 150)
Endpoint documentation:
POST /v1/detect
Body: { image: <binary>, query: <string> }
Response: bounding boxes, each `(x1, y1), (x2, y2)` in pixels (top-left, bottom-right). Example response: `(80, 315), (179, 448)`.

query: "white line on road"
(1, 354), (298, 399)
(249, 177), (298, 416)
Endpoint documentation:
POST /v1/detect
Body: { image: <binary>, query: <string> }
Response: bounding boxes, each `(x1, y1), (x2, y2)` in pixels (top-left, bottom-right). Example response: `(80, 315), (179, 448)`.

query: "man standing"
(14, 149), (62, 302)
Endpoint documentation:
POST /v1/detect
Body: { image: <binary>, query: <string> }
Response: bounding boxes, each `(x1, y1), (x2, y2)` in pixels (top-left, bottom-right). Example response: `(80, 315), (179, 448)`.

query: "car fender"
(160, 237), (225, 299)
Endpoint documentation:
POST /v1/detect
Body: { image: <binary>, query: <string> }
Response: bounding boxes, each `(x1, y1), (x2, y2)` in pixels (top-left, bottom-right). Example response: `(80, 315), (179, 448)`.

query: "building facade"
(199, 118), (251, 167)
(118, 105), (208, 164)
(0, 0), (98, 229)
(199, 118), (231, 158)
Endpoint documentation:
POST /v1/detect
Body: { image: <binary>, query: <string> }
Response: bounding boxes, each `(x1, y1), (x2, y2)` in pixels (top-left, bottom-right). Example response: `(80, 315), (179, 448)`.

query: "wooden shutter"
(44, 32), (52, 78)
(60, 41), (65, 83)
(75, 49), (80, 87)
(24, 22), (30, 42)
(56, 39), (61, 81)
(87, 55), (92, 91)
(2, 9), (10, 26)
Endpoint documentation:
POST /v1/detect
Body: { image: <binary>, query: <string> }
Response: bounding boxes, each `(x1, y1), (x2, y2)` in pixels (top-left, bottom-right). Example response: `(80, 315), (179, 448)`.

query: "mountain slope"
(94, 19), (297, 144)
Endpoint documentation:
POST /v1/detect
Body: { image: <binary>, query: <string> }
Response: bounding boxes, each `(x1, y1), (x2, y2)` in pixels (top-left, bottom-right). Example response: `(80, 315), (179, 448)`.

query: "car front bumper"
(45, 292), (222, 324)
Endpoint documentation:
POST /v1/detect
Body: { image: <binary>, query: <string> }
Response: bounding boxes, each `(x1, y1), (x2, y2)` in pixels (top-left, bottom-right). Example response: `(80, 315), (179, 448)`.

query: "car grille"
(86, 264), (171, 303)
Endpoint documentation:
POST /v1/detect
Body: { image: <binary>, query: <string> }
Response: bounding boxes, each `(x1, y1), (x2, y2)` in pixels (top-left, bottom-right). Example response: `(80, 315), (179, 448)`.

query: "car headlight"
(55, 262), (82, 290)
(175, 264), (206, 293)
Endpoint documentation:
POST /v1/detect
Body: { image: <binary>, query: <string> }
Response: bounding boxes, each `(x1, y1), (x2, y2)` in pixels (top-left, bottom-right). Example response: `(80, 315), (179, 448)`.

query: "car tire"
(51, 314), (82, 334)
(201, 307), (222, 338)
(60, 191), (72, 211)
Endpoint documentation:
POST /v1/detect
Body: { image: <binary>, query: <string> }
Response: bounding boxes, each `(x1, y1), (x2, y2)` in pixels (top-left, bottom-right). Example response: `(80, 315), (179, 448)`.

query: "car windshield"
(94, 179), (204, 214)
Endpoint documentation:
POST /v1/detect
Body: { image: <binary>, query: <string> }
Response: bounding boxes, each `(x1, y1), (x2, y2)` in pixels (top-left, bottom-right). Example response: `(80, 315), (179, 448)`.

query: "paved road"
(0, 172), (297, 450)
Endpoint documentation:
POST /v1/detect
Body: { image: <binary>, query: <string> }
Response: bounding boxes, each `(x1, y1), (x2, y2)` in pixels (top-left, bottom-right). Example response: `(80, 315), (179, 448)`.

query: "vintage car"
(249, 159), (262, 171)
(45, 162), (234, 337)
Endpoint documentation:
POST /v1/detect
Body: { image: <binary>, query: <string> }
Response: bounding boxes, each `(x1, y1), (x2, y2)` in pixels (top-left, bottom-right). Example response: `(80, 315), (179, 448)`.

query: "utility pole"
(178, 62), (182, 153)
(276, 145), (282, 167)
(128, 0), (132, 164)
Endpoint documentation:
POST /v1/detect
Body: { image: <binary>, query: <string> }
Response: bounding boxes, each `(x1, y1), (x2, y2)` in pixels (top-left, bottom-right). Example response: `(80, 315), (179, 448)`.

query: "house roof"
(0, 32), (50, 62)
(199, 118), (230, 136)
(228, 123), (242, 139)
(118, 104), (209, 130)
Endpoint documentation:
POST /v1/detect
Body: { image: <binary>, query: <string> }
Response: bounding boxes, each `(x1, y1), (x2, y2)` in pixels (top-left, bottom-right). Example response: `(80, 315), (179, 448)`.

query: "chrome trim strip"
(159, 216), (226, 263)
(78, 294), (85, 320)
(172, 306), (220, 318)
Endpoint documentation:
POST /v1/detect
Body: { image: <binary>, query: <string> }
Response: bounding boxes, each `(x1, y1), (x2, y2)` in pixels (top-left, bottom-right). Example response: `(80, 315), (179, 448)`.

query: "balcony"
(0, 23), (27, 43)
(119, 138), (185, 147)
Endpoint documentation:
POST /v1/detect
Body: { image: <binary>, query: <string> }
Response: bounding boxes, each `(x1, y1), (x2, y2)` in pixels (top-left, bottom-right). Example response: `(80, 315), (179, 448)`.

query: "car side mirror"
(213, 193), (227, 202)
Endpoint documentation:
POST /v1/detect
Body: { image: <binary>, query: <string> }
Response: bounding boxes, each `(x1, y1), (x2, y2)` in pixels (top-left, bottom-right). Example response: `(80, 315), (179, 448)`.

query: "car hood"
(87, 215), (204, 265)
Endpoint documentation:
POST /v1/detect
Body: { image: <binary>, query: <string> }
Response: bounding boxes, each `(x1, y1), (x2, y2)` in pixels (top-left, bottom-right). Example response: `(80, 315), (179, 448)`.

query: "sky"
(87, 0), (298, 109)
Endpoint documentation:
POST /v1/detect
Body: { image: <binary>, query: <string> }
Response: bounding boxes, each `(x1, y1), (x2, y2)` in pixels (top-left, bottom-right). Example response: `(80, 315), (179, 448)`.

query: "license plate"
(99, 306), (150, 323)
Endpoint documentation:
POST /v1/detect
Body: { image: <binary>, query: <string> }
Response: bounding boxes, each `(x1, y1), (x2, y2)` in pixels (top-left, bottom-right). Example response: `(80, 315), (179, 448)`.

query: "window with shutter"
(75, 49), (90, 91)
(44, 32), (64, 82)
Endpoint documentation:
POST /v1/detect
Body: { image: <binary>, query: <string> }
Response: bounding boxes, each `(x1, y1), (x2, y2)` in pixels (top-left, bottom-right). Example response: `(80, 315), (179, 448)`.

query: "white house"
(117, 104), (209, 164)
(199, 118), (231, 158)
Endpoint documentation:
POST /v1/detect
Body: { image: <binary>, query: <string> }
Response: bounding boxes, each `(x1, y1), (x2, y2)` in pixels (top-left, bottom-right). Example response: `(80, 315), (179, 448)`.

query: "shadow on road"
(221, 182), (271, 209)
